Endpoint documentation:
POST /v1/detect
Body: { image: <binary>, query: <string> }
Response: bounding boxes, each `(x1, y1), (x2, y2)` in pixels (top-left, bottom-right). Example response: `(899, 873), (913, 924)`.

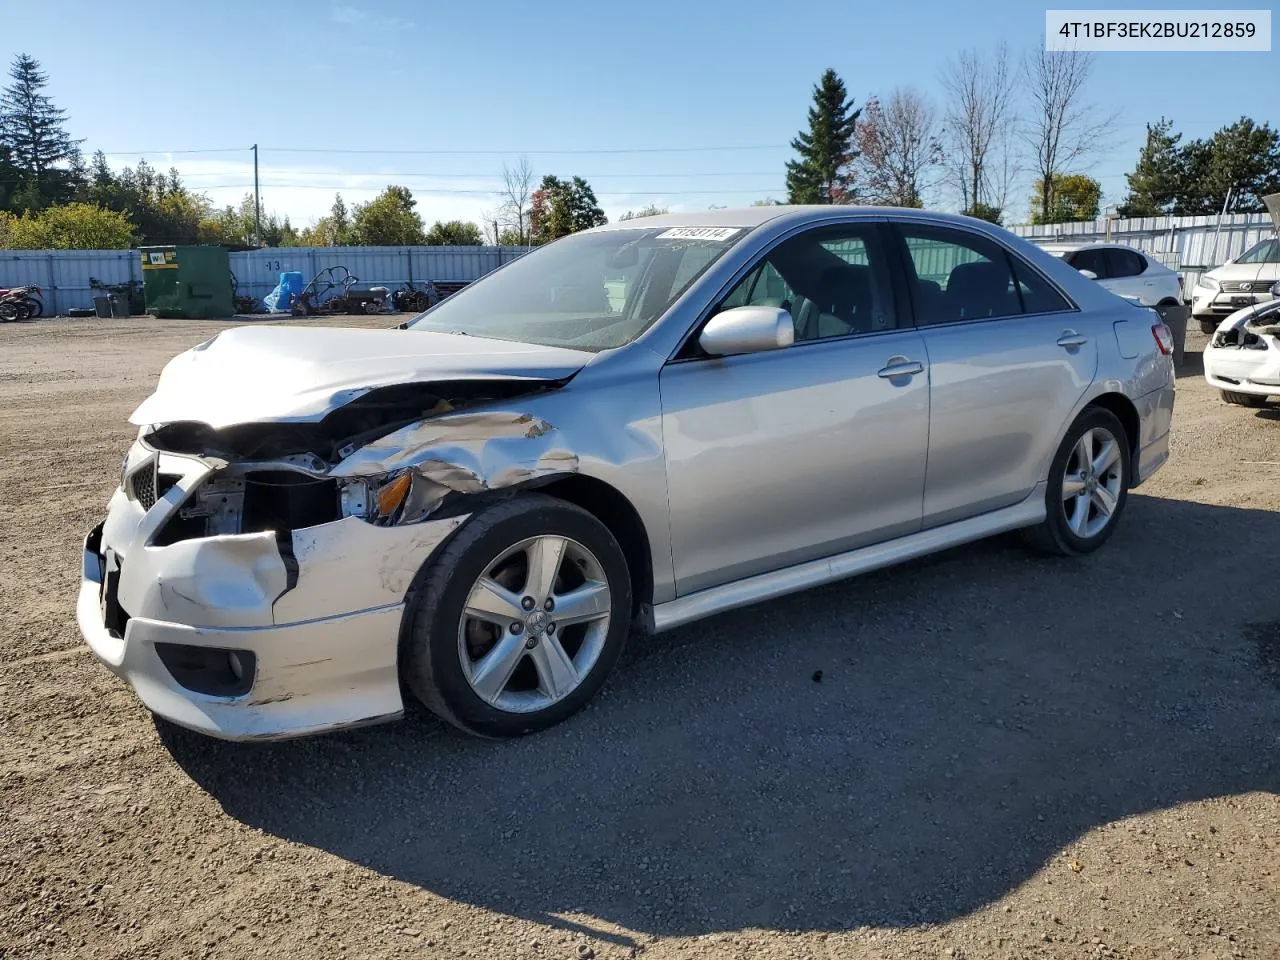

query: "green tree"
(962, 201), (1004, 225)
(0, 54), (83, 210)
(1199, 117), (1280, 213)
(0, 202), (133, 249)
(1117, 118), (1182, 217)
(425, 220), (483, 245)
(77, 154), (212, 244)
(351, 185), (425, 245)
(785, 68), (861, 204)
(529, 175), (606, 244)
(298, 194), (352, 246)
(497, 227), (527, 245)
(199, 193), (298, 247)
(619, 204), (669, 220)
(1029, 173), (1101, 224)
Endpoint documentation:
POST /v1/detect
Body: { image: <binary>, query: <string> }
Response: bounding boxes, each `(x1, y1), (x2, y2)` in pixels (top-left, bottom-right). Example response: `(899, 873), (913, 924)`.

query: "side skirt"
(651, 483), (1047, 633)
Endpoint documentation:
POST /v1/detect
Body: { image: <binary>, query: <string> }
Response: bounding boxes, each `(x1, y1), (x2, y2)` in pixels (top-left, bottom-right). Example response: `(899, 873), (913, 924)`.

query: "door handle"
(1056, 331), (1088, 348)
(877, 356), (924, 378)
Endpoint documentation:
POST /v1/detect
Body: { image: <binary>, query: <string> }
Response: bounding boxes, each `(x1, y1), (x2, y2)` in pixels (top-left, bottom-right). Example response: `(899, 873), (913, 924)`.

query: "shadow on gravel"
(161, 493), (1280, 940)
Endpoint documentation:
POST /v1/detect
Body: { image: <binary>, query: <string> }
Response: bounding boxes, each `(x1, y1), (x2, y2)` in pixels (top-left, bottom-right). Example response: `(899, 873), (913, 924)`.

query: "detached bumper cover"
(78, 456), (467, 740)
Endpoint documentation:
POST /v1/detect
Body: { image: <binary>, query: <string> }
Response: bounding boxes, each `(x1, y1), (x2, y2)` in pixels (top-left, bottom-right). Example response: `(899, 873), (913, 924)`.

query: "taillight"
(1152, 323), (1174, 356)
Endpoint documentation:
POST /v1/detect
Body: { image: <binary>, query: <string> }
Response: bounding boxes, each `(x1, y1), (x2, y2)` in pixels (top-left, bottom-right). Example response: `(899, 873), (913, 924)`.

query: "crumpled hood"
(130, 325), (593, 429)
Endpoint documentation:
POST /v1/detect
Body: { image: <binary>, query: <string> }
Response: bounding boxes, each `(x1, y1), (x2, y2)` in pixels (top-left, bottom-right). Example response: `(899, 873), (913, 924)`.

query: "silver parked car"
(78, 207), (1176, 741)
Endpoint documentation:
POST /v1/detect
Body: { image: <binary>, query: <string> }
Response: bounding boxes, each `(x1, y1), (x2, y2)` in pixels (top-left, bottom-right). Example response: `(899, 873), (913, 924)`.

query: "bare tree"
(498, 156), (535, 244)
(1022, 46), (1114, 222)
(858, 88), (943, 207)
(940, 44), (1018, 217)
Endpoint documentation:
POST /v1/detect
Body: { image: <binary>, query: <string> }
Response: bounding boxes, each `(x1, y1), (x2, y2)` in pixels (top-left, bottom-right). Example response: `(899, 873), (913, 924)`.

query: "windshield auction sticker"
(657, 227), (743, 242)
(1046, 9), (1271, 50)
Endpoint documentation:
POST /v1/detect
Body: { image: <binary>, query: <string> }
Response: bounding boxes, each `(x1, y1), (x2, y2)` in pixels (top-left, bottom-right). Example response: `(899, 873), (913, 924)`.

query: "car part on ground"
(77, 206), (1176, 741)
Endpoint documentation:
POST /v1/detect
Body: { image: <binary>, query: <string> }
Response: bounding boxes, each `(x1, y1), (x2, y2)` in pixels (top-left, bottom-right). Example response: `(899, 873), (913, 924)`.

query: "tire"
(403, 493), (632, 737)
(1024, 407), (1131, 557)
(1221, 390), (1269, 407)
(21, 297), (42, 318)
(0, 301), (18, 322)
(1199, 319), (1218, 335)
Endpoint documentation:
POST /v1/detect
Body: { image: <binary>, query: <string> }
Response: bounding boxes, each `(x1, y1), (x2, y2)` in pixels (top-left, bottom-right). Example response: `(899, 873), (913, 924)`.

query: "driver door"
(658, 221), (930, 596)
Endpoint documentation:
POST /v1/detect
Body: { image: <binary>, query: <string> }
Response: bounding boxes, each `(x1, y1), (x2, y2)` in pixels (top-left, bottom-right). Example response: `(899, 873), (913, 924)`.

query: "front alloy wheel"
(403, 493), (631, 737)
(457, 535), (612, 713)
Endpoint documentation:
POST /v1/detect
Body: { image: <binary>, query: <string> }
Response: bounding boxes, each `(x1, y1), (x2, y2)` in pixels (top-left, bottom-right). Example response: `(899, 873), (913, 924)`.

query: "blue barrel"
(280, 271), (305, 306)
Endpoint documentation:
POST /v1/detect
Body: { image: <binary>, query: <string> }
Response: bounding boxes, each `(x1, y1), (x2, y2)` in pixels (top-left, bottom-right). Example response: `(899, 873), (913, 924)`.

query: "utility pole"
(252, 143), (262, 247)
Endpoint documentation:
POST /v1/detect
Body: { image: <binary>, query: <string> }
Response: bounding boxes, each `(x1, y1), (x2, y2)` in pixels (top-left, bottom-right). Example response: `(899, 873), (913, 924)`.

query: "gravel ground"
(1, 315), (1277, 960)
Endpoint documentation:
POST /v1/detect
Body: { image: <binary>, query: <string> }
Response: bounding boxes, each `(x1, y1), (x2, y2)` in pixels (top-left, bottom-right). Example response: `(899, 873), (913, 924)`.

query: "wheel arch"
(530, 474), (655, 622)
(1082, 392), (1140, 462)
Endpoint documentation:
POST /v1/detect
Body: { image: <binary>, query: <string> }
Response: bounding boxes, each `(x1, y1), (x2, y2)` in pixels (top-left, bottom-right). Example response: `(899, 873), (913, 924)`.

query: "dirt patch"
(0, 318), (1277, 960)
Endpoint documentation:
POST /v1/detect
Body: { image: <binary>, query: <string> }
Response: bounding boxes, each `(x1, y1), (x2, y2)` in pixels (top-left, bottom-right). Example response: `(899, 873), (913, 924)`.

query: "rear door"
(1104, 247), (1154, 303)
(891, 222), (1097, 528)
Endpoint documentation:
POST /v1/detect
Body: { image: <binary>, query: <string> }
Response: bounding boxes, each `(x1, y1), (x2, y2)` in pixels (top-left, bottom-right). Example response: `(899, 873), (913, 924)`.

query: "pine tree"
(785, 69), (861, 204)
(1117, 118), (1182, 217)
(0, 54), (82, 208)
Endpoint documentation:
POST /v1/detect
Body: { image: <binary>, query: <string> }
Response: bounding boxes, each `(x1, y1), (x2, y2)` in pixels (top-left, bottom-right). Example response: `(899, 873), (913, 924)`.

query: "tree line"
(0, 53), (609, 250)
(4, 47), (1279, 250)
(783, 51), (1280, 225)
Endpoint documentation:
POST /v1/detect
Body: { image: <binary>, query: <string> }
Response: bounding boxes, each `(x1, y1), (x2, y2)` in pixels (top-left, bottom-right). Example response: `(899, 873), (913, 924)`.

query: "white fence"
(0, 245), (532, 317)
(1010, 212), (1276, 291)
(3, 214), (1276, 316)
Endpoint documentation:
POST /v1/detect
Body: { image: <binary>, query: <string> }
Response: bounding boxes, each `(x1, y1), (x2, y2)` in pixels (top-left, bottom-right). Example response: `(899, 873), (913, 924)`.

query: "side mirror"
(1077, 268), (1099, 280)
(699, 306), (795, 356)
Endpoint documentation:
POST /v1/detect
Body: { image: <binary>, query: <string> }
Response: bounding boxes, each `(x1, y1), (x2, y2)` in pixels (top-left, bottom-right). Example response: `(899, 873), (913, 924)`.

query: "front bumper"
(1192, 289), (1275, 319)
(77, 445), (467, 740)
(1204, 341), (1280, 398)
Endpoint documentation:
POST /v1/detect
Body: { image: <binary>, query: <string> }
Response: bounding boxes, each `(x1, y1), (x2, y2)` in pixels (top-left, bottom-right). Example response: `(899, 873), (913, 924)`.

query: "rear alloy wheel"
(1025, 408), (1130, 556)
(1221, 390), (1270, 407)
(403, 494), (631, 737)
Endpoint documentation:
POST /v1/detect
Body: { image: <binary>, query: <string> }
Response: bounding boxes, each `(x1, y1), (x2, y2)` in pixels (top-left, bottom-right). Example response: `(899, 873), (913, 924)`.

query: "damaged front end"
(139, 377), (576, 544)
(1209, 299), (1280, 351)
(81, 374), (582, 740)
(1204, 297), (1280, 399)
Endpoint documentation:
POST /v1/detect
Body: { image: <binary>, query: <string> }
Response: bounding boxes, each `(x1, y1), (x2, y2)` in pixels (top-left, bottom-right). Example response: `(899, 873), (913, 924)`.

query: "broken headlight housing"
(339, 469), (451, 527)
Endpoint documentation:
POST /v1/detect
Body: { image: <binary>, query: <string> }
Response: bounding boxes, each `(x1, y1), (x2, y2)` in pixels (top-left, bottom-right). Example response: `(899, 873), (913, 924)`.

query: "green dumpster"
(140, 245), (233, 319)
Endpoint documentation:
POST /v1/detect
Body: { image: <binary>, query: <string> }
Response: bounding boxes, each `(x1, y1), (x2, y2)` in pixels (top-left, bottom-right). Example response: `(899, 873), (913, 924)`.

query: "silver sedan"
(77, 207), (1176, 740)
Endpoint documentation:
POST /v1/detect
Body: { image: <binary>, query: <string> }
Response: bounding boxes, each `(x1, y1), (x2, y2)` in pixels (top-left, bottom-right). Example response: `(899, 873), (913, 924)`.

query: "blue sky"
(15, 0), (1278, 229)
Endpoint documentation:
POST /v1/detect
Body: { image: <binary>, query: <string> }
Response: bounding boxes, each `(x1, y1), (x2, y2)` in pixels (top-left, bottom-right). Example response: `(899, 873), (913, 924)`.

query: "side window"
(714, 224), (897, 342)
(1070, 248), (1109, 278)
(896, 224), (1071, 324)
(1011, 259), (1073, 315)
(1105, 248), (1145, 278)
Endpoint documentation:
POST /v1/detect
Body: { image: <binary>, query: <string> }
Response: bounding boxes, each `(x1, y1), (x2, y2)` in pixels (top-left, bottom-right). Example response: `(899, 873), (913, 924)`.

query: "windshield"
(1236, 238), (1280, 264)
(406, 227), (743, 351)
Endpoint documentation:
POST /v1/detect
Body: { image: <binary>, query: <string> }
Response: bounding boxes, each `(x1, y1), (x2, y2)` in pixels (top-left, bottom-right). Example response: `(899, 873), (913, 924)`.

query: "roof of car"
(588, 205), (1009, 233)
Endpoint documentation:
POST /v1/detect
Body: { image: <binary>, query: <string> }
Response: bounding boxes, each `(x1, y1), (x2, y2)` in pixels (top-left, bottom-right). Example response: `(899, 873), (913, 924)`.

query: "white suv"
(1190, 237), (1280, 334)
(1039, 243), (1184, 309)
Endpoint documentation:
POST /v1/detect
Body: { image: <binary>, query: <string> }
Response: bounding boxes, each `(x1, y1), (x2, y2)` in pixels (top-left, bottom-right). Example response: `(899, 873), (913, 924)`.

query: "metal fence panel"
(0, 249), (138, 315)
(1011, 213), (1277, 291)
(229, 245), (530, 305)
(9, 217), (1271, 316)
(0, 245), (532, 316)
